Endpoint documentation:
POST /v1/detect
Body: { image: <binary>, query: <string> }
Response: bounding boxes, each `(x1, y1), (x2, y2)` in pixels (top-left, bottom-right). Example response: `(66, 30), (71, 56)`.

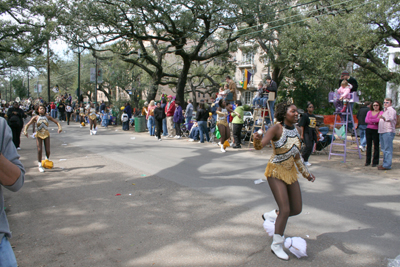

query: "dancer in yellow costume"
(23, 104), (62, 172)
(87, 103), (98, 135)
(253, 102), (316, 261)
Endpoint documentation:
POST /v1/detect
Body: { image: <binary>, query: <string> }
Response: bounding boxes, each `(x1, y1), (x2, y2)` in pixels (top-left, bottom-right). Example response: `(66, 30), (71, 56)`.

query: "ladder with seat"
(328, 92), (361, 162)
(248, 92), (275, 148)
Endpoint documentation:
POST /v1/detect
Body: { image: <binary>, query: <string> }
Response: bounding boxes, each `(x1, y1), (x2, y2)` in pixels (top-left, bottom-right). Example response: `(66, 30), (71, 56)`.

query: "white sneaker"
(39, 166), (45, 172)
(304, 161), (312, 167)
(220, 145), (226, 153)
(17, 147), (21, 150)
(359, 145), (365, 152)
(155, 136), (158, 139)
(80, 125), (83, 128)
(176, 136), (181, 139)
(218, 142), (221, 146)
(90, 130), (93, 135)
(158, 138), (162, 141)
(188, 139), (194, 142)
(198, 141), (201, 143)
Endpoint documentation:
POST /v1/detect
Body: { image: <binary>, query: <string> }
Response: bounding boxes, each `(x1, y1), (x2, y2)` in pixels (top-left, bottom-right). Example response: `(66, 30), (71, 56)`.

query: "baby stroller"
(208, 119), (216, 143)
(314, 127), (333, 154)
(181, 121), (193, 138)
(241, 118), (253, 144)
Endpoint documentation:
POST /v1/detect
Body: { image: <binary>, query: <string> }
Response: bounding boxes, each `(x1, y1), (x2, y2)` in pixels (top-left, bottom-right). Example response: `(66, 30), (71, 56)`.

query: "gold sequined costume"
(79, 107), (85, 117)
(88, 108), (97, 121)
(263, 126), (310, 184)
(35, 116), (50, 139)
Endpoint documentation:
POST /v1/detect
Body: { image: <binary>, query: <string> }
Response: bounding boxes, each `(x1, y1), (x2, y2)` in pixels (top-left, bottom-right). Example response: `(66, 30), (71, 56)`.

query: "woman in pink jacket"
(364, 101), (383, 167)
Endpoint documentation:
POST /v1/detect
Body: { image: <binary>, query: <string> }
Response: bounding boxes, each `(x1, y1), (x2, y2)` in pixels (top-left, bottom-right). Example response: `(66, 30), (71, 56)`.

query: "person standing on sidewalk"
(196, 102), (210, 143)
(6, 102), (25, 150)
(356, 101), (370, 152)
(165, 95), (176, 137)
(185, 99), (193, 124)
(154, 102), (165, 141)
(231, 100), (244, 148)
(299, 102), (317, 167)
(365, 101), (383, 167)
(377, 98), (397, 170)
(173, 101), (183, 139)
(0, 117), (25, 267)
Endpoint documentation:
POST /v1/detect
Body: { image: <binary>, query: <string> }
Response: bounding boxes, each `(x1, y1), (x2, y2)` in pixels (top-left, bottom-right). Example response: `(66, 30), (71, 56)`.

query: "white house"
(386, 47), (400, 108)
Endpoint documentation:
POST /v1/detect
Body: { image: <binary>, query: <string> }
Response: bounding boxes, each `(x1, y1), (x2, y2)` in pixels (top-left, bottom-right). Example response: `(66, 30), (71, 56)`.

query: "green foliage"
(11, 76), (27, 99)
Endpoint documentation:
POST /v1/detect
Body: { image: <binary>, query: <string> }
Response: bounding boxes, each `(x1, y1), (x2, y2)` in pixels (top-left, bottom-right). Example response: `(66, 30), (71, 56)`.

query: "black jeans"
(232, 123), (243, 146)
(366, 128), (380, 165)
(301, 132), (315, 162)
(66, 112), (72, 125)
(10, 125), (22, 148)
(156, 119), (163, 139)
(174, 122), (181, 136)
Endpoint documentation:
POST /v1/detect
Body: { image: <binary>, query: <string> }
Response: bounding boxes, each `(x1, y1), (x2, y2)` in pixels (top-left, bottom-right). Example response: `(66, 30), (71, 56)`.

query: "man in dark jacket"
(357, 101), (370, 151)
(6, 102), (25, 149)
(154, 101), (166, 141)
(124, 102), (133, 119)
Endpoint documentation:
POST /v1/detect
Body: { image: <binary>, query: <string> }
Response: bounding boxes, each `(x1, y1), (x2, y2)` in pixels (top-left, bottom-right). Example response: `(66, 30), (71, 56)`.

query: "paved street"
(4, 121), (400, 266)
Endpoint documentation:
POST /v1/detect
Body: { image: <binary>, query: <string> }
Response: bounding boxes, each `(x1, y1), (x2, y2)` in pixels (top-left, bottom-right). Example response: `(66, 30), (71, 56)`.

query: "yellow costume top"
(88, 108), (97, 120)
(36, 115), (50, 139)
(264, 125), (310, 184)
(79, 107), (85, 117)
(216, 108), (228, 127)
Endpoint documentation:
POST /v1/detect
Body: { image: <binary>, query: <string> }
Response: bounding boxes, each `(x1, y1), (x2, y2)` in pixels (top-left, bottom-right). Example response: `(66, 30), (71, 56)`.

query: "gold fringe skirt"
(264, 162), (298, 185)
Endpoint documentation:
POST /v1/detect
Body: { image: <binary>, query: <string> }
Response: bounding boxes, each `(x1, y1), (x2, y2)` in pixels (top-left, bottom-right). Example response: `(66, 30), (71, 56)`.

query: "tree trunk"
(147, 83), (158, 102)
(176, 58), (191, 105)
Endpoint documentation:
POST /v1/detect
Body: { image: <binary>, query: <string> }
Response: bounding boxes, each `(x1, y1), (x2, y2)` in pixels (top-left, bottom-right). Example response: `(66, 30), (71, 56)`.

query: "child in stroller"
(314, 126), (333, 154)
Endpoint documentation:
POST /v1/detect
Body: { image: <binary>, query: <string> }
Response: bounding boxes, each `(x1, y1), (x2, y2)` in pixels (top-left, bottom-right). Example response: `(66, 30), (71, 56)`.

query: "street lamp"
(72, 46), (84, 104)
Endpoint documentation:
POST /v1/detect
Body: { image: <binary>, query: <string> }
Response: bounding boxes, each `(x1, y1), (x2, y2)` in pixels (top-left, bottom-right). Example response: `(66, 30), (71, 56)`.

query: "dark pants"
(10, 125), (22, 148)
(156, 119), (163, 139)
(232, 123), (243, 146)
(174, 122), (181, 136)
(66, 112), (72, 125)
(302, 132), (315, 162)
(366, 128), (380, 165)
(122, 121), (129, 131)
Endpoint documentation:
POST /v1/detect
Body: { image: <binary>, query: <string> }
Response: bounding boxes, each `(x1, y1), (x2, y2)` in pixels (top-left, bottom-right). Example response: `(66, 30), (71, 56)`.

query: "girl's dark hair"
(175, 100), (181, 106)
(275, 102), (295, 123)
(218, 99), (225, 107)
(306, 102), (313, 109)
(199, 102), (205, 110)
(370, 101), (383, 111)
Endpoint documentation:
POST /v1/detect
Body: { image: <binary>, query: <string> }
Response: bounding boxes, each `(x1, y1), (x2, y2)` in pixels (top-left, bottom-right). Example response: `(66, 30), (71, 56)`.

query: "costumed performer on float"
(87, 103), (98, 135)
(253, 102), (316, 261)
(23, 104), (62, 173)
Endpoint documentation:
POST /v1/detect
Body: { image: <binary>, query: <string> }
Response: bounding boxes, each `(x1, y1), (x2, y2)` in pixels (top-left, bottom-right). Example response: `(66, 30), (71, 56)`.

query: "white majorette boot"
(90, 130), (93, 135)
(263, 209), (278, 222)
(38, 162), (45, 173)
(271, 234), (289, 260)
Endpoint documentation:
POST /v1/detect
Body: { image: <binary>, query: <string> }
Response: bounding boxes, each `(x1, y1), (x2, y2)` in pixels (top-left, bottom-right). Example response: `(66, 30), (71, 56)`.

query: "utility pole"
(78, 51), (81, 103)
(27, 69), (30, 98)
(95, 57), (98, 108)
(9, 67), (12, 102)
(47, 40), (51, 103)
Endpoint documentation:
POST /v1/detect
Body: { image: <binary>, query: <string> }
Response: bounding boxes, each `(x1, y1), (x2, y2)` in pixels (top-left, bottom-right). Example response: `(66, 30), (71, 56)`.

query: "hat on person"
(341, 70), (349, 75)
(167, 95), (173, 98)
(266, 75), (272, 80)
